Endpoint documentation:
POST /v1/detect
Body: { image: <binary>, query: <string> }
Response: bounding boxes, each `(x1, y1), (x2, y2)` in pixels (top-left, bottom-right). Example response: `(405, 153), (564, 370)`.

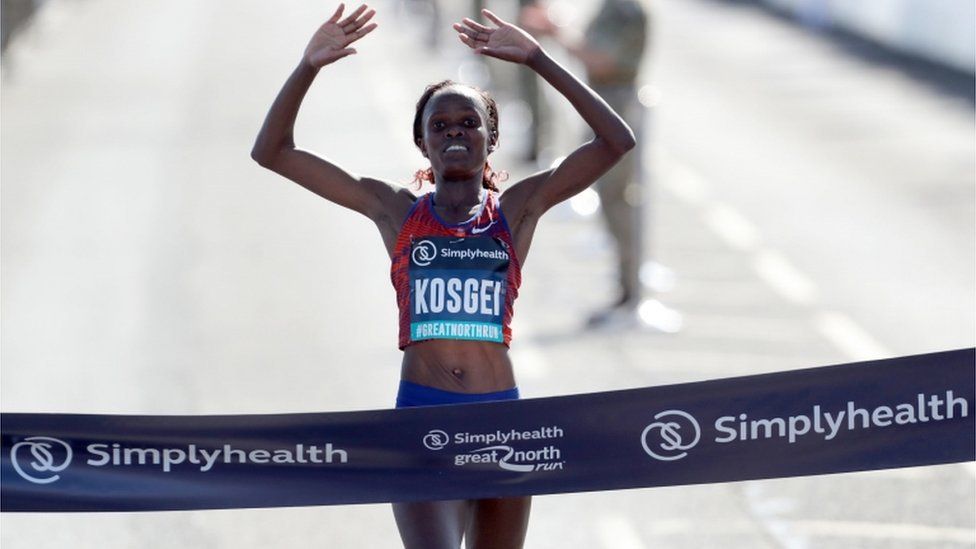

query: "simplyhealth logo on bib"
(409, 236), (509, 343)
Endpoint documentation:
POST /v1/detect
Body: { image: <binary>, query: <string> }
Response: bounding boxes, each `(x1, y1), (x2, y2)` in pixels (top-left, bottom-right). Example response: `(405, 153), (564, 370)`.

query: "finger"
(461, 17), (492, 33)
(327, 3), (344, 24)
(453, 22), (485, 42)
(356, 8), (376, 26)
(338, 4), (368, 27)
(481, 9), (507, 27)
(457, 33), (478, 50)
(344, 8), (375, 32)
(351, 22), (378, 41)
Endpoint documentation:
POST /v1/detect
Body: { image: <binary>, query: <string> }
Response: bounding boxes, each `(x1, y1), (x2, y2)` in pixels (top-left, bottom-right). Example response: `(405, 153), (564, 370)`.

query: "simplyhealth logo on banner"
(10, 437), (74, 484)
(641, 391), (970, 461)
(424, 425), (565, 472)
(9, 438), (350, 484)
(641, 411), (701, 461)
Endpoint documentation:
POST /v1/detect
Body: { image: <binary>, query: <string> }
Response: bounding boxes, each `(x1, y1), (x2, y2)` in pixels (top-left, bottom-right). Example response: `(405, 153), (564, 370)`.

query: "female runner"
(251, 4), (635, 548)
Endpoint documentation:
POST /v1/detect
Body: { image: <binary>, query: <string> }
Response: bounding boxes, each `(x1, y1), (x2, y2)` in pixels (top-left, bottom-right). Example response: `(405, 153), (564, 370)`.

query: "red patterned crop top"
(390, 191), (521, 349)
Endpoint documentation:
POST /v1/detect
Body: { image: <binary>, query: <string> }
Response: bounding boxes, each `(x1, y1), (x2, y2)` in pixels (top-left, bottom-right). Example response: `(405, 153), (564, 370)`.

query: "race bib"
(409, 236), (509, 343)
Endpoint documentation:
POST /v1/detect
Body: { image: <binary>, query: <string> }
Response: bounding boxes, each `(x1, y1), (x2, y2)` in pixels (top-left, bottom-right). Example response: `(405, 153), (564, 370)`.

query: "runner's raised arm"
(453, 10), (636, 261)
(250, 4), (413, 252)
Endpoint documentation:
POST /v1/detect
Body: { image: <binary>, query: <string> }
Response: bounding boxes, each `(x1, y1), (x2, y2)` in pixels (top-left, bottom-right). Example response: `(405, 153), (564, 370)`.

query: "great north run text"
(411, 321), (503, 342)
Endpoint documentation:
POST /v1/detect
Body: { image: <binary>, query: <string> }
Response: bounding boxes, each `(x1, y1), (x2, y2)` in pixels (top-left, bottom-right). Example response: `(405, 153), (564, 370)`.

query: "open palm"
(453, 9), (541, 64)
(304, 3), (377, 68)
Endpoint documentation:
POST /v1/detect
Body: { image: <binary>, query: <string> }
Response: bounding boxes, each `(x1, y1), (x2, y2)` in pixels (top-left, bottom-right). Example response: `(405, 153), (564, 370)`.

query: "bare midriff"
(401, 340), (516, 394)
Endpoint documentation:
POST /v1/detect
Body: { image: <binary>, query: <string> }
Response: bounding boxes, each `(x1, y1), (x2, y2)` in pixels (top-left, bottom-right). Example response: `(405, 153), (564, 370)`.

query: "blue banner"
(2, 348), (973, 512)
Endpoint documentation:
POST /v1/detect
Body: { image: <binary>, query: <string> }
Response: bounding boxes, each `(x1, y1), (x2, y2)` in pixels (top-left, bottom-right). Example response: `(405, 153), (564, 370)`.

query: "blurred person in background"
(516, 0), (546, 162)
(251, 3), (634, 547)
(400, 0), (442, 49)
(522, 0), (649, 327)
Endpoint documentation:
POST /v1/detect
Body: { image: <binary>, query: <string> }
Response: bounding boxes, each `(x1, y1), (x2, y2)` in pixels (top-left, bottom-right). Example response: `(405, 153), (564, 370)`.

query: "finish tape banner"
(2, 348), (973, 512)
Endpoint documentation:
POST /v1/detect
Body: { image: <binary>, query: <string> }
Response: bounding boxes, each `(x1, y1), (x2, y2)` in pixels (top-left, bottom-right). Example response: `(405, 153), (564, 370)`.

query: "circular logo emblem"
(411, 240), (437, 267)
(641, 410), (701, 461)
(11, 436), (74, 484)
(423, 429), (450, 451)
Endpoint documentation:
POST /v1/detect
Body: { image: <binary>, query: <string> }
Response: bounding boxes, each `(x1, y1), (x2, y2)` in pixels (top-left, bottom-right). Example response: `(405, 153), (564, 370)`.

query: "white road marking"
(662, 149), (905, 383)
(764, 520), (809, 549)
(643, 518), (695, 536)
(749, 496), (799, 515)
(753, 249), (819, 306)
(702, 202), (762, 251)
(787, 519), (976, 544)
(813, 311), (891, 361)
(661, 148), (971, 549)
(598, 515), (647, 549)
(743, 483), (809, 549)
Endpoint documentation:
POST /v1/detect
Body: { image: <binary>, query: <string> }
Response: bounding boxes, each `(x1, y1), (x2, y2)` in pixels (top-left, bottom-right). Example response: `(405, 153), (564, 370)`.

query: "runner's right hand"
(303, 3), (377, 68)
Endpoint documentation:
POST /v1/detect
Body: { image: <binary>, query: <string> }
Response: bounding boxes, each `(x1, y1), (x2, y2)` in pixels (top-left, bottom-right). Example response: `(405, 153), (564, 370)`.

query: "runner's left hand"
(453, 9), (542, 64)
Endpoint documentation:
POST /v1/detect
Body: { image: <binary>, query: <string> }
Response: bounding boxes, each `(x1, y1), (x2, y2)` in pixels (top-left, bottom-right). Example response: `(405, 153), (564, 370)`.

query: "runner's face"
(419, 87), (491, 181)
